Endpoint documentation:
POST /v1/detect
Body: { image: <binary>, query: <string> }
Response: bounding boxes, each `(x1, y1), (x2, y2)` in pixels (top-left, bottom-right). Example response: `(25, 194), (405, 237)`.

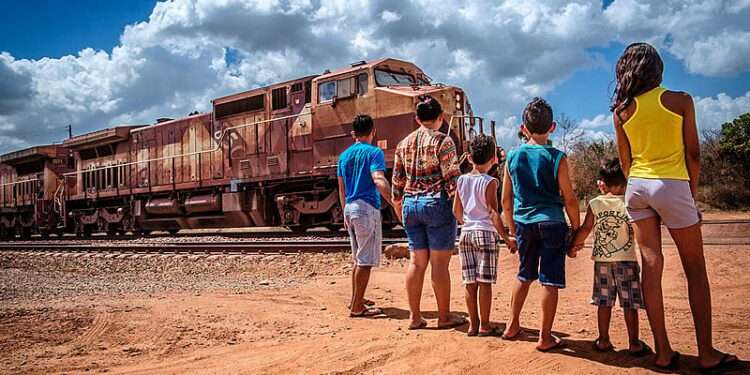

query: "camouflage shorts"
(591, 261), (644, 309)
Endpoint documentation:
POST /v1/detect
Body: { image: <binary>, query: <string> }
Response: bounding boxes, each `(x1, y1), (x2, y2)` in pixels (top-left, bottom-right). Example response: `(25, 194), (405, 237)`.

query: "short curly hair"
(599, 158), (626, 187)
(523, 97), (554, 134)
(352, 114), (374, 136)
(469, 134), (496, 165)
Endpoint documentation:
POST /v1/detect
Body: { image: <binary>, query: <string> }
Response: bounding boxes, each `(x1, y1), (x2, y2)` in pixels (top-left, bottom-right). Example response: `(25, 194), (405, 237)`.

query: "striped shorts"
(458, 230), (499, 284)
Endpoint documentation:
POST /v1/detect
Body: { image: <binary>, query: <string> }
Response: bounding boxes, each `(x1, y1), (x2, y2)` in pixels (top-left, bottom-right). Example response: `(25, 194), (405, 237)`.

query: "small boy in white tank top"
(453, 134), (516, 336)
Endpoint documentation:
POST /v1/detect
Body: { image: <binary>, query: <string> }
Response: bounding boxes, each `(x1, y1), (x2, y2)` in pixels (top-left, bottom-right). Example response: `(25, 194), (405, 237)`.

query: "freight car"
(1, 58), (494, 237)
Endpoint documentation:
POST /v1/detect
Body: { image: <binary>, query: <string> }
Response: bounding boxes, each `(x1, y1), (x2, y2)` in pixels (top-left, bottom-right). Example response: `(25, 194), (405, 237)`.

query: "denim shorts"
(515, 221), (570, 288)
(402, 192), (457, 251)
(344, 200), (382, 267)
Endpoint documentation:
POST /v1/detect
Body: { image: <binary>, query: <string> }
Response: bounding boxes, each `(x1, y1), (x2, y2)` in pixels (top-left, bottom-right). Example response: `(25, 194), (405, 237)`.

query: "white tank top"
(457, 173), (497, 232)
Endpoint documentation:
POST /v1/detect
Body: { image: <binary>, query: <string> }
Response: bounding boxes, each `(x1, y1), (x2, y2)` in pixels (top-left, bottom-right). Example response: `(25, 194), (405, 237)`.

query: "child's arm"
(557, 156), (581, 232)
(569, 206), (594, 257)
(486, 179), (515, 252)
(501, 164), (517, 253)
(452, 189), (464, 225)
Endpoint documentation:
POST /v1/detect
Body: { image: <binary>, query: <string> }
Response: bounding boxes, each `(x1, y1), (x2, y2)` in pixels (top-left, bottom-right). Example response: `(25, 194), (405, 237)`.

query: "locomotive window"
(291, 82), (303, 92)
(304, 80), (312, 103)
(318, 81), (336, 102)
(79, 148), (98, 160)
(375, 69), (416, 86)
(271, 87), (288, 110)
(215, 94), (265, 117)
(97, 145), (113, 157)
(357, 73), (368, 95)
(336, 77), (355, 99)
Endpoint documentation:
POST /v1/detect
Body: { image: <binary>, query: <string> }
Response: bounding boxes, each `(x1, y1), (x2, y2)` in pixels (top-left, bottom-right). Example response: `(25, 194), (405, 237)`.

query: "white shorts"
(344, 200), (382, 267)
(625, 177), (700, 229)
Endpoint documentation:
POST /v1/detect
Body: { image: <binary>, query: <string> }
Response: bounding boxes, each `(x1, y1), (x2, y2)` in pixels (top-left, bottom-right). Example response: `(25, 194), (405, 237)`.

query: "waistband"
(404, 190), (449, 199)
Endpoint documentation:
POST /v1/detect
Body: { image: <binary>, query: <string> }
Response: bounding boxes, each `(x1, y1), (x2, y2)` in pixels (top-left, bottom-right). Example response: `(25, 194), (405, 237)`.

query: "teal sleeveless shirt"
(507, 144), (566, 224)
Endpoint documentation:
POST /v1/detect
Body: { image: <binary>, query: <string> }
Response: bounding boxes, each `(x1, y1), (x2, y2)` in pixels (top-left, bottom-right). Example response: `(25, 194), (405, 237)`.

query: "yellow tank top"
(622, 87), (689, 180)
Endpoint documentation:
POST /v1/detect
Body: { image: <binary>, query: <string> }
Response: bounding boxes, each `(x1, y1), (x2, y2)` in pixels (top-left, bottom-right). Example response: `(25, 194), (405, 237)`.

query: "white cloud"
(0, 0), (747, 153)
(695, 91), (750, 132)
(579, 113), (610, 129)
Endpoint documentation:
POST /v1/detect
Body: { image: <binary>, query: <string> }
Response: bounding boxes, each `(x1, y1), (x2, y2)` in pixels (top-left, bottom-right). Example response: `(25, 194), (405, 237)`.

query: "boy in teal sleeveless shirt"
(501, 98), (580, 352)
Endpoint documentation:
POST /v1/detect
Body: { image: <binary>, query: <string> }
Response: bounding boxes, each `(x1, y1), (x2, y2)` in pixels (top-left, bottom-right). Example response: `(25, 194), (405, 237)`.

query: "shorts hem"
(663, 219), (700, 230)
(590, 300), (615, 307)
(475, 279), (496, 284)
(540, 282), (565, 288)
(354, 263), (379, 267)
(517, 275), (536, 283)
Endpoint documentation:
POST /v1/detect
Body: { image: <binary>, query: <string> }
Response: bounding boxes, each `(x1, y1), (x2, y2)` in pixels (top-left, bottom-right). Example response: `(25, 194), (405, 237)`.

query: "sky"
(0, 0), (749, 153)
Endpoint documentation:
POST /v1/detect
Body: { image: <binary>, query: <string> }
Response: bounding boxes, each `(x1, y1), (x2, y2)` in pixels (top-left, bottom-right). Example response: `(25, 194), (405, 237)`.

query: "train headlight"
(456, 93), (461, 101)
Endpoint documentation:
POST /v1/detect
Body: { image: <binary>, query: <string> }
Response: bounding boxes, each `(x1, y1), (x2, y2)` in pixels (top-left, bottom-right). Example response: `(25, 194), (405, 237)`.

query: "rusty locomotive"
(0, 58), (496, 238)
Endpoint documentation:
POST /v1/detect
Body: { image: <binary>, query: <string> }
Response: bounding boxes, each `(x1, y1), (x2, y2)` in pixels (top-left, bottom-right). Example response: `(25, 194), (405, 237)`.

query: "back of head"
(611, 42), (664, 114)
(599, 158), (626, 188)
(469, 134), (496, 166)
(523, 97), (553, 134)
(352, 114), (374, 137)
(416, 95), (443, 122)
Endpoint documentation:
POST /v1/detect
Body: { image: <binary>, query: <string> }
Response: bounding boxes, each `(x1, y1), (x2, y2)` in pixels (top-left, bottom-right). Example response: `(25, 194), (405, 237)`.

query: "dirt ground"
(2, 236), (750, 374)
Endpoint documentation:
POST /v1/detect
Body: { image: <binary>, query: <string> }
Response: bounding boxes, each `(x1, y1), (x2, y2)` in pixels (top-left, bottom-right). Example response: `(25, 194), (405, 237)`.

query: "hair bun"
(416, 95), (442, 122)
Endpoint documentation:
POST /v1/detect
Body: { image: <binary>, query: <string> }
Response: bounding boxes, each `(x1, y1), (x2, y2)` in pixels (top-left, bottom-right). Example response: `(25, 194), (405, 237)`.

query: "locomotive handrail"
(61, 113), (300, 177)
(0, 178), (40, 187)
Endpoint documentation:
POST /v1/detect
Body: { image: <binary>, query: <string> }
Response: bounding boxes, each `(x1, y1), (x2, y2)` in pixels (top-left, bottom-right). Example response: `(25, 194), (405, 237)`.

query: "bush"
(567, 139), (618, 202)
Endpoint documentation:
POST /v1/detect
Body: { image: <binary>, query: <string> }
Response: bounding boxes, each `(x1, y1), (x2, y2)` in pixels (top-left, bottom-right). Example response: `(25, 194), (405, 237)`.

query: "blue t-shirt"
(337, 142), (386, 209)
(507, 144), (566, 224)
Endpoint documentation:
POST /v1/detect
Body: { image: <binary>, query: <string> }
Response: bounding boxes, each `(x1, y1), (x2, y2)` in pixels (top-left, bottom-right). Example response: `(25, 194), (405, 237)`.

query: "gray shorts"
(344, 200), (382, 267)
(625, 177), (700, 229)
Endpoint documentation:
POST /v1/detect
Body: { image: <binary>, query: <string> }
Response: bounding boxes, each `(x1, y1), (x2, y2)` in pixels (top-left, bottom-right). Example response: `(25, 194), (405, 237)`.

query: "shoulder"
(661, 89), (693, 115)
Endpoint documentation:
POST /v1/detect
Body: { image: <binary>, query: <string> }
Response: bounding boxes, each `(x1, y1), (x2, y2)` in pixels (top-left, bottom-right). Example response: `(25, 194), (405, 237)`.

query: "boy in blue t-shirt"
(337, 114), (393, 318)
(501, 98), (580, 352)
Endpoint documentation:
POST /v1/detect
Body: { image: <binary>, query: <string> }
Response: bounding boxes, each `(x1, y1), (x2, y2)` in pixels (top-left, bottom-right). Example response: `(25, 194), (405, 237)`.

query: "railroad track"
(0, 238), (407, 255)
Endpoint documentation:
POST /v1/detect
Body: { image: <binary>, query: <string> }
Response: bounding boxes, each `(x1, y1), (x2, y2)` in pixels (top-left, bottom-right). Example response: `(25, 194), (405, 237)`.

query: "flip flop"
(592, 338), (614, 353)
(501, 328), (523, 341)
(536, 338), (566, 353)
(349, 307), (383, 318)
(699, 353), (743, 375)
(408, 318), (428, 330)
(652, 352), (680, 374)
(347, 299), (376, 309)
(467, 329), (478, 337)
(437, 316), (468, 330)
(628, 340), (653, 357)
(477, 326), (502, 337)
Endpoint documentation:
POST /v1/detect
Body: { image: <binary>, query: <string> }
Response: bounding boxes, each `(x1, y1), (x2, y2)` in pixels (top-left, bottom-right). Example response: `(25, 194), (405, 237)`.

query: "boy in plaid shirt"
(453, 134), (516, 336)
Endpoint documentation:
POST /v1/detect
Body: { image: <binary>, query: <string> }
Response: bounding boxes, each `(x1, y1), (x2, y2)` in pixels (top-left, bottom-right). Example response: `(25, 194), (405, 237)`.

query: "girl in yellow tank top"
(609, 42), (740, 372)
(621, 86), (689, 180)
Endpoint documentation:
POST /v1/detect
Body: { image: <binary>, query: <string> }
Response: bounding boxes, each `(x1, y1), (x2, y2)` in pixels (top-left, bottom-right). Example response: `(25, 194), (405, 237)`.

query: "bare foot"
(537, 335), (564, 352)
(654, 350), (677, 368)
(699, 349), (739, 369)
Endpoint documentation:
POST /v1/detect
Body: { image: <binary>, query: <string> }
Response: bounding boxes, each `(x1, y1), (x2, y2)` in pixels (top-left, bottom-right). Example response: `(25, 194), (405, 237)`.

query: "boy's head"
(351, 114), (374, 138)
(522, 97), (554, 134)
(468, 134), (497, 167)
(598, 158), (626, 191)
(416, 95), (443, 124)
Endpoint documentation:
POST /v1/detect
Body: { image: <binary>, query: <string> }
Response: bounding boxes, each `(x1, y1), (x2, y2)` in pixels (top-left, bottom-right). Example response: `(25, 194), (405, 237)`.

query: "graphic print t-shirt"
(589, 195), (637, 262)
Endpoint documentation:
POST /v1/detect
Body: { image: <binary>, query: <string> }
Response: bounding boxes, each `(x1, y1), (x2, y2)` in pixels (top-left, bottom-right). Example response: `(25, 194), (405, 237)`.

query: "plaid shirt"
(392, 126), (460, 200)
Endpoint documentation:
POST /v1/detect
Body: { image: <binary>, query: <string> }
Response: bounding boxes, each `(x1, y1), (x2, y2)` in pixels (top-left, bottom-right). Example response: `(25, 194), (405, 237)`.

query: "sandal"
(467, 329), (478, 337)
(477, 326), (502, 337)
(408, 318), (428, 330)
(652, 352), (680, 373)
(437, 316), (468, 330)
(700, 353), (742, 375)
(536, 337), (566, 353)
(592, 338), (614, 353)
(501, 328), (523, 341)
(349, 306), (383, 318)
(628, 340), (653, 357)
(347, 298), (376, 309)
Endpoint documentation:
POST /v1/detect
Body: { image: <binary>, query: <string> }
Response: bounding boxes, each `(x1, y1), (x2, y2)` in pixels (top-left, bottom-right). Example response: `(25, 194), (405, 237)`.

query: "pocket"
(539, 222), (567, 249)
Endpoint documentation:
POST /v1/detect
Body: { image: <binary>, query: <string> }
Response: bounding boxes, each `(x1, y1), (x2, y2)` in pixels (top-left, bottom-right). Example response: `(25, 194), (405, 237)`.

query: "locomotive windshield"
(375, 69), (420, 86)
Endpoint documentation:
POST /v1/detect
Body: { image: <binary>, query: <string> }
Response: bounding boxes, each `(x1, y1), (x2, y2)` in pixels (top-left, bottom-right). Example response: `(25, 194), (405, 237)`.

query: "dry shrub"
(698, 130), (750, 209)
(567, 139), (618, 202)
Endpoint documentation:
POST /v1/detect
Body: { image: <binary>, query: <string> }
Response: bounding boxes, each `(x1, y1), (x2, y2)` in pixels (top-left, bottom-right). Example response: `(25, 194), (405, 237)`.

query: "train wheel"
(20, 226), (32, 239)
(83, 226), (93, 238)
(288, 225), (309, 234)
(167, 229), (179, 236)
(138, 230), (152, 237)
(40, 229), (49, 239)
(325, 224), (341, 233)
(6, 226), (16, 240)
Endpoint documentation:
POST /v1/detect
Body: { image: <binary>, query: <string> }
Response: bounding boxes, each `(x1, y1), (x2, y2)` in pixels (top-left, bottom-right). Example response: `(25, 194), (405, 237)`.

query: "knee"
(640, 252), (664, 269)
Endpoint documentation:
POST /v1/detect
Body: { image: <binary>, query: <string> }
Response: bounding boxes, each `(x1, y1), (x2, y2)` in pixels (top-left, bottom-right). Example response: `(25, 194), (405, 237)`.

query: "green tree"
(719, 112), (750, 173)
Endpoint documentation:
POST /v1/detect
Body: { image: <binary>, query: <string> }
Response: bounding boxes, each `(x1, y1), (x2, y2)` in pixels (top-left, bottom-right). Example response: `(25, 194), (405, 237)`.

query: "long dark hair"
(610, 42), (664, 116)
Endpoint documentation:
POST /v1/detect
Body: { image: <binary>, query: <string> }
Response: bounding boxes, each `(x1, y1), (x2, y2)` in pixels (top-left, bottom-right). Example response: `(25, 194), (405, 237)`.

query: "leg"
(669, 223), (727, 367)
(504, 279), (531, 338)
(633, 217), (674, 366)
(478, 282), (493, 332)
(623, 308), (644, 351)
(465, 283), (479, 333)
(406, 249), (429, 327)
(430, 250), (454, 325)
(537, 285), (561, 350)
(350, 266), (372, 314)
(597, 306), (613, 349)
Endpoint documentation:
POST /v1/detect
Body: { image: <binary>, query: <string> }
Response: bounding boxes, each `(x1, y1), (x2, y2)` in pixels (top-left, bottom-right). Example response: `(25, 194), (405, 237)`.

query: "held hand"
(567, 243), (583, 258)
(506, 237), (518, 254)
